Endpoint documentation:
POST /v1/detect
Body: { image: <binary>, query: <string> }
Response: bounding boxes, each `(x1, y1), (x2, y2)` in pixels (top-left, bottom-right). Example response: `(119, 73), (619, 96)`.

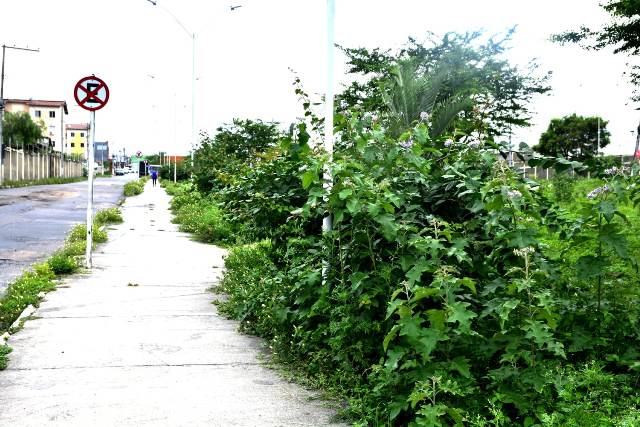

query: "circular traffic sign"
(74, 75), (109, 111)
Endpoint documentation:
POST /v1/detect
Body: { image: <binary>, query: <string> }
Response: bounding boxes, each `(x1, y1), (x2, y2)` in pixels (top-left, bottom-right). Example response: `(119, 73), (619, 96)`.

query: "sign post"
(74, 75), (109, 268)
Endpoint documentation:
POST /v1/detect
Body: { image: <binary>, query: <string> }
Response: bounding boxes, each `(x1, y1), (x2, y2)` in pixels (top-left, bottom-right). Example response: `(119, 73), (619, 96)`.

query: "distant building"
(3, 99), (68, 152)
(94, 141), (109, 164)
(65, 124), (89, 158)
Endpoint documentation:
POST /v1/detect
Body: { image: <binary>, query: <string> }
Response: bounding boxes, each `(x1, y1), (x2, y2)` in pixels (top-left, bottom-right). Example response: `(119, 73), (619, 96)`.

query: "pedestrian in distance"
(151, 169), (158, 187)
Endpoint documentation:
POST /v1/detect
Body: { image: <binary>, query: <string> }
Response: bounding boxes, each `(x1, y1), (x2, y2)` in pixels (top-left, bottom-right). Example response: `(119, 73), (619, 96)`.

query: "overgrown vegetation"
(0, 207), (123, 369)
(0, 176), (86, 189)
(165, 31), (640, 425)
(123, 177), (147, 196)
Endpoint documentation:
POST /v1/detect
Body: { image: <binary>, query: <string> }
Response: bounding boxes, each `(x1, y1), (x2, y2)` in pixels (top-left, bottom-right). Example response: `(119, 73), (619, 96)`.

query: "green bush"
(123, 178), (145, 196)
(0, 345), (11, 370)
(67, 224), (108, 244)
(0, 263), (56, 331)
(47, 250), (79, 275)
(209, 111), (640, 424)
(551, 172), (576, 202)
(217, 241), (279, 332)
(172, 196), (232, 243)
(94, 207), (123, 225)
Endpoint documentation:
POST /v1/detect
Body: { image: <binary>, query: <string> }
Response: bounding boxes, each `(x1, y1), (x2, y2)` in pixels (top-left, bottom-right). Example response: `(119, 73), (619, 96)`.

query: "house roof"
(66, 123), (89, 131)
(4, 98), (68, 114)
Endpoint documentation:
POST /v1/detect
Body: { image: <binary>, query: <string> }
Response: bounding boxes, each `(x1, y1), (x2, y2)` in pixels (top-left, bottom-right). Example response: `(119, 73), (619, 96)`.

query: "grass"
(0, 345), (11, 370)
(0, 176), (86, 189)
(123, 177), (148, 196)
(0, 207), (124, 369)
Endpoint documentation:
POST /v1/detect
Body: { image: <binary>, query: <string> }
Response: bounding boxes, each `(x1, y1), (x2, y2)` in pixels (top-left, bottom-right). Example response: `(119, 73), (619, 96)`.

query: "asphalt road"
(0, 175), (136, 296)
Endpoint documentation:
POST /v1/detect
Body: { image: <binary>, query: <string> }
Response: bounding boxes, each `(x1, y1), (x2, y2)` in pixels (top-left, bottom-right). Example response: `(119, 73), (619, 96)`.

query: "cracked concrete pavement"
(0, 181), (345, 427)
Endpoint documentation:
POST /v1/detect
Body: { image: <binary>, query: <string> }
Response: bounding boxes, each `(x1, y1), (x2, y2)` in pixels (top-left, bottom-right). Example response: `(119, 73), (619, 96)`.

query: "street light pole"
(0, 44), (39, 185)
(146, 0), (196, 174)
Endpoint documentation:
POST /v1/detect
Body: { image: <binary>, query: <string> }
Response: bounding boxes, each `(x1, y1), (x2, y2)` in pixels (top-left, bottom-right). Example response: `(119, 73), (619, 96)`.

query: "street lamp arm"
(146, 0), (193, 38)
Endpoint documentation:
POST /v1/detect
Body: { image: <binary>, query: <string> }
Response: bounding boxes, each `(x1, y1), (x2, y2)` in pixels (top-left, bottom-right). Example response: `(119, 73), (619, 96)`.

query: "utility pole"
(0, 44), (39, 184)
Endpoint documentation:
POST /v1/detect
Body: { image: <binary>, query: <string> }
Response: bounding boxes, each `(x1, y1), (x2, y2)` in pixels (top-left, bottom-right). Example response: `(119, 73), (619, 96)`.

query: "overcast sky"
(0, 0), (637, 156)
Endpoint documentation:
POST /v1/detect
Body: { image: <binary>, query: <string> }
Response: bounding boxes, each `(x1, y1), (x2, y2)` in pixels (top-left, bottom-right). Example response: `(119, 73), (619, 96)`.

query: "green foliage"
(534, 114), (610, 161)
(0, 345), (11, 370)
(170, 192), (233, 243)
(47, 250), (79, 275)
(67, 223), (108, 244)
(340, 30), (550, 139)
(123, 178), (146, 196)
(94, 207), (123, 226)
(160, 159), (191, 181)
(551, 173), (575, 203)
(0, 263), (56, 332)
(193, 119), (281, 193)
(166, 67), (640, 422)
(216, 240), (279, 333)
(1, 111), (44, 150)
(203, 106), (640, 424)
(0, 176), (86, 189)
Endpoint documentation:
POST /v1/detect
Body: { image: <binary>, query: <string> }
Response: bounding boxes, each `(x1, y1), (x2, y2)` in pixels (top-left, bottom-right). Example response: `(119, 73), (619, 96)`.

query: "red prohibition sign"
(74, 75), (109, 111)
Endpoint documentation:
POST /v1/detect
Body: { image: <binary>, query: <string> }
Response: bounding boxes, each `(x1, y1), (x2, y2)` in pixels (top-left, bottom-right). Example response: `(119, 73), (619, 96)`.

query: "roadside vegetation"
(0, 176), (86, 189)
(164, 28), (640, 426)
(123, 177), (148, 196)
(0, 207), (123, 369)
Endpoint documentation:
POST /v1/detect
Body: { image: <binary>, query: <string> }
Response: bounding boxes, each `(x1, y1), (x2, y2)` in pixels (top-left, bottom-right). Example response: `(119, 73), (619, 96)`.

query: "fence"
(507, 153), (638, 180)
(0, 147), (84, 183)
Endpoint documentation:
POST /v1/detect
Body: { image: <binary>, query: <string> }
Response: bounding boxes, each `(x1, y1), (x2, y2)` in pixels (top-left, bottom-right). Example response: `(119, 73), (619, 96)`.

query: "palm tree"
(382, 59), (473, 139)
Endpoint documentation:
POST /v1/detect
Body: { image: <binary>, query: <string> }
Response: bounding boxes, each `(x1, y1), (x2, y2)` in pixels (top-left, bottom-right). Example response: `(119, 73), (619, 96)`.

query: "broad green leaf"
(383, 324), (400, 351)
(446, 301), (477, 333)
(451, 356), (471, 378)
(301, 170), (316, 189)
(575, 255), (609, 280)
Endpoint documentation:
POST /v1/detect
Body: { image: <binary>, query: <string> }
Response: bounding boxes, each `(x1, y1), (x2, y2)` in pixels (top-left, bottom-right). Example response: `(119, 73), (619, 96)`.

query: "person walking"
(151, 169), (158, 187)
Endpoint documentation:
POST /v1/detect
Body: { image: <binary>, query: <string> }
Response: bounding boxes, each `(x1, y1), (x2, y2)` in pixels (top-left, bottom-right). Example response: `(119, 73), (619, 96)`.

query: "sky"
(0, 0), (638, 156)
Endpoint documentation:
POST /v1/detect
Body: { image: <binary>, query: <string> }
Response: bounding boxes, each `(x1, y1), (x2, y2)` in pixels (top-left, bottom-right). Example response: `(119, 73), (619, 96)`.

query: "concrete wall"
(0, 147), (83, 183)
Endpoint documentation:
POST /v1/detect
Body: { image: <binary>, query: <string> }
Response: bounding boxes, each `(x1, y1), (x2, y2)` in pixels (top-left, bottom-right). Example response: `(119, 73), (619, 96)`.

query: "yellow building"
(4, 99), (68, 152)
(65, 124), (90, 158)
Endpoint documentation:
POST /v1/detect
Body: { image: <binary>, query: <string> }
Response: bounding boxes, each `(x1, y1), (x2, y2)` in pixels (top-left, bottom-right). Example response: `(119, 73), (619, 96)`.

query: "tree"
(339, 30), (550, 139)
(533, 114), (610, 161)
(381, 58), (473, 138)
(193, 119), (281, 192)
(552, 0), (640, 101)
(1, 111), (43, 151)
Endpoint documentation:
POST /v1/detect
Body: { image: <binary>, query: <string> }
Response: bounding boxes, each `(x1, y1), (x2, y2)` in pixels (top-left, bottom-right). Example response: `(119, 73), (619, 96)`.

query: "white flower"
(468, 138), (481, 149)
(586, 185), (610, 199)
(513, 247), (535, 257)
(420, 111), (430, 122)
(507, 189), (522, 199)
(444, 139), (454, 147)
(339, 100), (349, 110)
(399, 139), (414, 149)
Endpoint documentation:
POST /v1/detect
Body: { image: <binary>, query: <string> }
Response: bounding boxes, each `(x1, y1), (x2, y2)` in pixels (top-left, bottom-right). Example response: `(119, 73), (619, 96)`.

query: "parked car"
(115, 168), (125, 176)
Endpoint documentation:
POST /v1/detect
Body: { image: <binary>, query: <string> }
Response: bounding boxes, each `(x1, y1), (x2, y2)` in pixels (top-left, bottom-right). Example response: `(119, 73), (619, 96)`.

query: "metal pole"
(86, 110), (96, 268)
(191, 33), (196, 176)
(323, 0), (335, 235)
(322, 0), (335, 283)
(0, 45), (5, 185)
(597, 117), (601, 155)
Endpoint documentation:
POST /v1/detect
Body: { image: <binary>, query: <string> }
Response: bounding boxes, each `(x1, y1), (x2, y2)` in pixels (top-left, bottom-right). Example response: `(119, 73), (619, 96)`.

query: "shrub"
(123, 179), (145, 196)
(551, 172), (576, 202)
(0, 263), (56, 331)
(47, 250), (79, 275)
(94, 207), (123, 225)
(67, 224), (108, 244)
(172, 197), (232, 243)
(0, 345), (11, 370)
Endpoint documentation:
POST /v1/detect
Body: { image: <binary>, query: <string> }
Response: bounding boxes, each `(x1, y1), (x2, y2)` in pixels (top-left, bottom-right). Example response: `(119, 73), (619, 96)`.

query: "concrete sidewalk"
(0, 181), (344, 427)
